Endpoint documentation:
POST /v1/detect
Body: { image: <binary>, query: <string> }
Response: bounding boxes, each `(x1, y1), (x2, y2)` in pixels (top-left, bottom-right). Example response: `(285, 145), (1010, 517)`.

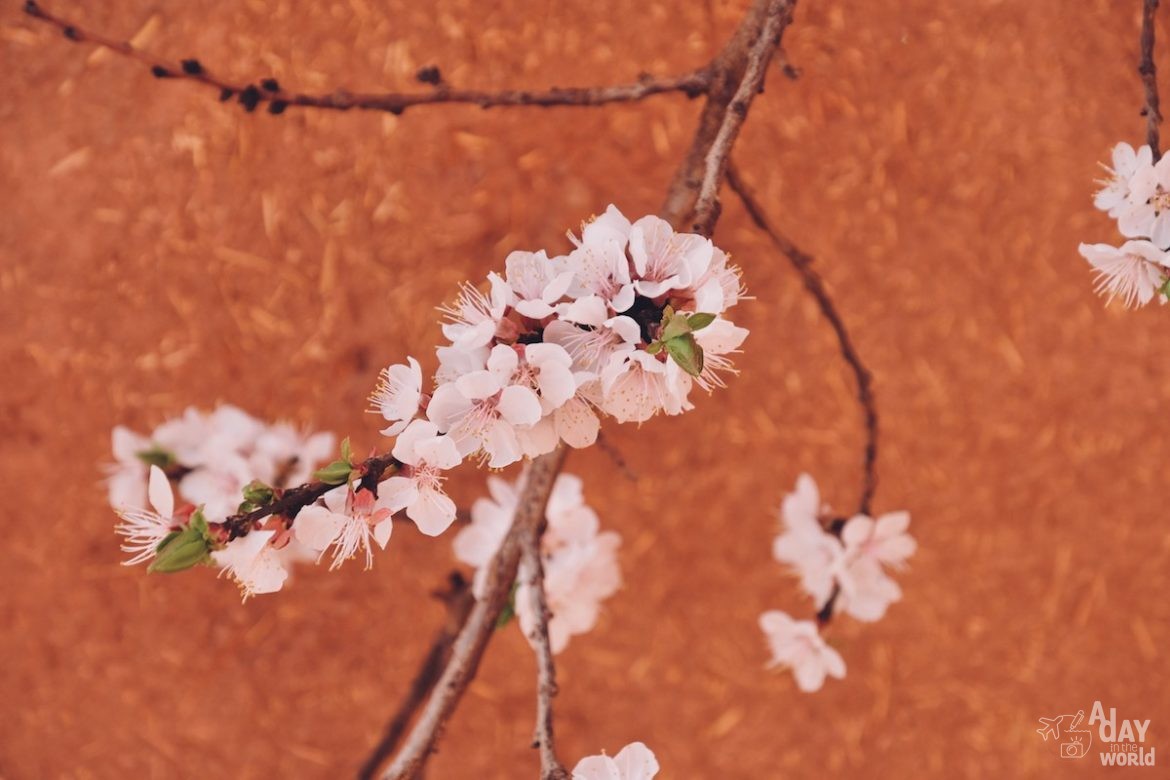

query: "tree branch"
(521, 530), (568, 780)
(22, 1), (710, 117)
(381, 445), (569, 780)
(726, 164), (877, 517)
(220, 452), (400, 540)
(358, 572), (476, 780)
(1142, 0), (1163, 159)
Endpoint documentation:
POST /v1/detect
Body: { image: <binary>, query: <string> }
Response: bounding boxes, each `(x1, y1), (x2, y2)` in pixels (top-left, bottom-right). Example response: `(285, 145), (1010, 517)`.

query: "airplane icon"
(1036, 710), (1091, 759)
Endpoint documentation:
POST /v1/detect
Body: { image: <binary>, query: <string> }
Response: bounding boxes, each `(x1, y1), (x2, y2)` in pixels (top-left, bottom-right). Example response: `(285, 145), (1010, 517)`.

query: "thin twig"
(690, 1), (797, 236)
(22, 1), (711, 117)
(358, 573), (476, 780)
(595, 431), (638, 481)
(1142, 0), (1163, 159)
(220, 452), (400, 540)
(521, 531), (568, 780)
(726, 164), (878, 518)
(726, 166), (878, 627)
(382, 446), (569, 780)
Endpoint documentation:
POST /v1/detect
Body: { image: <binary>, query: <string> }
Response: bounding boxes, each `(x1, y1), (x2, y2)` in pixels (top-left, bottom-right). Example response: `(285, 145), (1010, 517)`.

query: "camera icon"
(1060, 738), (1089, 759)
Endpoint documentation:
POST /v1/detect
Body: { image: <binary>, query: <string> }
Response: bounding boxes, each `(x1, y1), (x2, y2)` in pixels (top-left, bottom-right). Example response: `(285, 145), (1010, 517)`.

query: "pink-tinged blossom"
(440, 274), (513, 350)
(690, 246), (745, 315)
(454, 473), (621, 653)
(504, 250), (574, 319)
(427, 345), (543, 467)
(177, 452), (256, 523)
(1119, 153), (1170, 248)
(213, 529), (289, 599)
(249, 424), (335, 488)
(572, 742), (660, 780)
(1078, 241), (1169, 308)
(295, 485), (396, 570)
(758, 610), (846, 692)
(832, 510), (917, 622)
(370, 357), (423, 436)
(692, 317), (749, 391)
(115, 465), (180, 566)
(628, 214), (713, 298)
(380, 420), (462, 536)
(1096, 142), (1153, 217)
(772, 474), (842, 607)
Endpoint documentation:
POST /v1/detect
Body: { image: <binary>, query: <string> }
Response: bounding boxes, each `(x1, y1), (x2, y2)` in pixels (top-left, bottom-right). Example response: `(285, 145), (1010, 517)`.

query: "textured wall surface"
(2, 0), (1167, 777)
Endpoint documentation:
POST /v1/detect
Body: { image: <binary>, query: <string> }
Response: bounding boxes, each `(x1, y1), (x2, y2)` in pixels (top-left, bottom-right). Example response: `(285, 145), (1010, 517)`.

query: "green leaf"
(315, 459), (353, 485)
(339, 436), (353, 465)
(148, 527), (211, 573)
(645, 340), (664, 355)
(659, 312), (692, 342)
(1160, 277), (1170, 299)
(496, 581), (520, 629)
(242, 480), (274, 505)
(686, 312), (716, 331)
(665, 334), (705, 377)
(135, 445), (176, 470)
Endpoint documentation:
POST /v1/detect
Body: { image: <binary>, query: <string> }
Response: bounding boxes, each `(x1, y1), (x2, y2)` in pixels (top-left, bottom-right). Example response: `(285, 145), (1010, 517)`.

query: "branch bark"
(521, 531), (568, 780)
(1142, 0), (1162, 159)
(22, 1), (710, 117)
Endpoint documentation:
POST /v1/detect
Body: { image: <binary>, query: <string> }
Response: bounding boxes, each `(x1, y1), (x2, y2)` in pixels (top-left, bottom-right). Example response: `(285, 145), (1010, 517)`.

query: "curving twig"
(1142, 0), (1163, 159)
(22, 1), (710, 117)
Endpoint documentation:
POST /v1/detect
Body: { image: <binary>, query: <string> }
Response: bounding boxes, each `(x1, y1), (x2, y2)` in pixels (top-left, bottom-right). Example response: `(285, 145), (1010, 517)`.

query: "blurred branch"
(726, 164), (878, 518)
(521, 530), (568, 780)
(23, 1), (710, 117)
(358, 572), (476, 780)
(1141, 0), (1162, 158)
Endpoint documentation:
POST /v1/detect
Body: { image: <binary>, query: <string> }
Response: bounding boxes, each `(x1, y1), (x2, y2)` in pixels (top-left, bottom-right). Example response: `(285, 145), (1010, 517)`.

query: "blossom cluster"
(454, 473), (621, 654)
(760, 473), (915, 692)
(110, 406), (337, 595)
(1082, 142), (1170, 307)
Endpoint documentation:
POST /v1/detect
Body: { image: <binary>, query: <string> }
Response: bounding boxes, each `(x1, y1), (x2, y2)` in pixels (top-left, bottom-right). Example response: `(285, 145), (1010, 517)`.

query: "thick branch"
(23, 1), (710, 117)
(1142, 0), (1162, 159)
(381, 445), (569, 780)
(521, 531), (568, 780)
(358, 572), (476, 780)
(727, 164), (878, 517)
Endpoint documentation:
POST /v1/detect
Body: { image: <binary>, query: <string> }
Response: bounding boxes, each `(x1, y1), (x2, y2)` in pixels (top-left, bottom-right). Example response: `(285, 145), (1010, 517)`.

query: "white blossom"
(114, 465), (180, 565)
(371, 357), (424, 436)
(572, 742), (659, 780)
(1078, 240), (1169, 308)
(213, 529), (289, 598)
(380, 420), (462, 536)
(758, 610), (846, 692)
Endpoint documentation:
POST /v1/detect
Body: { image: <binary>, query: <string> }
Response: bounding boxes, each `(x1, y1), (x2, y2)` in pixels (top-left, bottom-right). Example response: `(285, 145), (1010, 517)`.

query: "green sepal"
(242, 480), (274, 505)
(686, 312), (716, 331)
(339, 436), (353, 465)
(658, 311), (692, 342)
(135, 445), (176, 470)
(645, 341), (664, 355)
(665, 333), (705, 377)
(148, 527), (211, 573)
(314, 459), (353, 485)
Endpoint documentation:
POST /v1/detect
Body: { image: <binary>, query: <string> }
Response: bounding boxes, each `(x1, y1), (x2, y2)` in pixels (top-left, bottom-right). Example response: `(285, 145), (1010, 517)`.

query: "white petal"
(373, 518), (394, 549)
(455, 370), (501, 400)
(408, 487), (457, 536)
(497, 385), (542, 426)
(147, 465), (174, 519)
(612, 742), (660, 780)
(380, 475), (419, 513)
(294, 506), (343, 552)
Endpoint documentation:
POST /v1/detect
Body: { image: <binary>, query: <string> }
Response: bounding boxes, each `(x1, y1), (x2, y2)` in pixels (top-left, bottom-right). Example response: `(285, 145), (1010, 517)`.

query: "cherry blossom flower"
(504, 250), (574, 319)
(832, 556), (903, 622)
(295, 484), (396, 570)
(561, 206), (636, 315)
(1119, 153), (1170, 248)
(758, 610), (846, 692)
(370, 357), (424, 436)
(213, 529), (289, 599)
(1096, 142), (1153, 217)
(572, 742), (660, 780)
(772, 474), (842, 607)
(692, 317), (749, 391)
(600, 350), (690, 423)
(1078, 241), (1169, 308)
(427, 345), (543, 467)
(115, 465), (181, 565)
(831, 510), (917, 622)
(177, 452), (256, 523)
(628, 214), (713, 298)
(454, 473), (621, 652)
(379, 420), (462, 536)
(440, 274), (513, 350)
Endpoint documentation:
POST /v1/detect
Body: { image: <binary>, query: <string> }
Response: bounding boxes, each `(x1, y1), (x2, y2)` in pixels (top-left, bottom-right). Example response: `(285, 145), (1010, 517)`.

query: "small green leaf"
(496, 582), (520, 629)
(135, 445), (176, 470)
(242, 480), (274, 505)
(148, 527), (211, 573)
(340, 436), (353, 465)
(315, 459), (353, 485)
(1160, 277), (1170, 299)
(645, 340), (664, 355)
(686, 312), (716, 331)
(659, 312), (692, 342)
(665, 334), (705, 377)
